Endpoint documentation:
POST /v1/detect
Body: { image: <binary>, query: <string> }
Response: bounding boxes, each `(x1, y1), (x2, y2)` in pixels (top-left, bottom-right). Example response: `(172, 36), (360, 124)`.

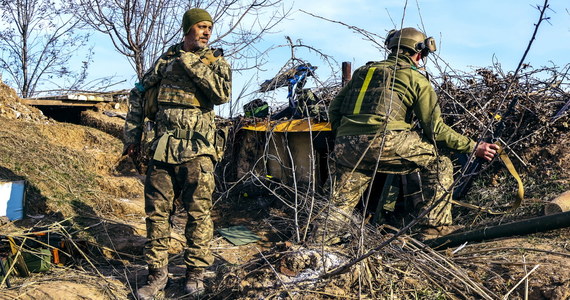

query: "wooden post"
(544, 190), (570, 215)
(342, 62), (352, 86)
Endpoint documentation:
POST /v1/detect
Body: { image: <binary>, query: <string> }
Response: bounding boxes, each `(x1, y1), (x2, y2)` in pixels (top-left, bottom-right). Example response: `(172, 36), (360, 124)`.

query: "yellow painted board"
(242, 119), (331, 132)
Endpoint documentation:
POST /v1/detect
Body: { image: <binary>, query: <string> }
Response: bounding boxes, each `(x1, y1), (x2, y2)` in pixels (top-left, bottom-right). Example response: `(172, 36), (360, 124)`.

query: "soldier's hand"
(125, 143), (140, 158)
(475, 142), (499, 161)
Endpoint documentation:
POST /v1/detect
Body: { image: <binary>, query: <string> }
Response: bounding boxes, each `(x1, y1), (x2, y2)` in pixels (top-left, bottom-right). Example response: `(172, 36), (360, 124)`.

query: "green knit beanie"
(182, 8), (213, 35)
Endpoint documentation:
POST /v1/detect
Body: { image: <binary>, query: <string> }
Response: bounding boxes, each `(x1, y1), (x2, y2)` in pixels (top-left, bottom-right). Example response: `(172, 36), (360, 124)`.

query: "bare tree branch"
(71, 0), (292, 80)
(299, 9), (386, 51)
(0, 0), (91, 97)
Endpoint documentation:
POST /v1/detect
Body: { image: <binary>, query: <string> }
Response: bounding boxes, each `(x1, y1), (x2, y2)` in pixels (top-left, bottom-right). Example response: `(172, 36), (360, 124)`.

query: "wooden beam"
(20, 98), (100, 107)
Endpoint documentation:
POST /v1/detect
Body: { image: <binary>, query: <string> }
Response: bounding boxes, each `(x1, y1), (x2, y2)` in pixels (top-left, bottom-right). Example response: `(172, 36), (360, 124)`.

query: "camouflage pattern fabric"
(311, 165), (372, 245)
(330, 131), (453, 227)
(151, 107), (218, 163)
(124, 43), (232, 163)
(144, 156), (215, 269)
(322, 53), (474, 236)
(124, 43), (231, 269)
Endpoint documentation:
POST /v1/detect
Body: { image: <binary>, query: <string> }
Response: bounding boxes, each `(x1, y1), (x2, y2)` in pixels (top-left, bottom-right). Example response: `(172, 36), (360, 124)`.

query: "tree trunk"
(544, 190), (570, 215)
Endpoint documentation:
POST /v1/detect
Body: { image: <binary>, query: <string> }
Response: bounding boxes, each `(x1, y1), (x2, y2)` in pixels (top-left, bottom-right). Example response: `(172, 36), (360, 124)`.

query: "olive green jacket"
(124, 43), (232, 163)
(329, 53), (475, 153)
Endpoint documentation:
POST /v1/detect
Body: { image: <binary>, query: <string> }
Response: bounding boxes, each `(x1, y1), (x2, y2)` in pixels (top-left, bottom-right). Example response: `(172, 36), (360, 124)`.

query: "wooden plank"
(20, 98), (100, 107)
(32, 93), (113, 101)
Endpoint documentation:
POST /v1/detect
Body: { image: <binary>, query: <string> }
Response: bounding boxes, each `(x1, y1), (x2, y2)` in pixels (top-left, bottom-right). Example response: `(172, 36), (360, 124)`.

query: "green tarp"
(218, 225), (260, 246)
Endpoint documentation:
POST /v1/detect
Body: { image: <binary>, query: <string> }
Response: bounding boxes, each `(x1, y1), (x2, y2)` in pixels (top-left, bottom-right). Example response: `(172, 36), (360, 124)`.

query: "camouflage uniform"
(326, 53), (475, 231)
(124, 42), (231, 269)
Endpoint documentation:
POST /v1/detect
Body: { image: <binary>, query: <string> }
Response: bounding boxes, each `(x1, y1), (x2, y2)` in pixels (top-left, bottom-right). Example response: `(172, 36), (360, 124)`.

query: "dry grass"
(0, 118), (138, 219)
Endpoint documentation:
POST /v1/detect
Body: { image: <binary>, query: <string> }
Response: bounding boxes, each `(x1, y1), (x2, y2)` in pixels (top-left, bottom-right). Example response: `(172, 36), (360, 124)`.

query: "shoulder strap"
(352, 64), (395, 115)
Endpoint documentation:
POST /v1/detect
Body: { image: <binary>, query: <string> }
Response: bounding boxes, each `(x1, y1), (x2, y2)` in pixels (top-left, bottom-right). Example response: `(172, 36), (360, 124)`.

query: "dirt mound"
(439, 65), (570, 177)
(0, 84), (145, 299)
(0, 81), (49, 122)
(0, 118), (143, 219)
(524, 132), (570, 179)
(80, 102), (128, 140)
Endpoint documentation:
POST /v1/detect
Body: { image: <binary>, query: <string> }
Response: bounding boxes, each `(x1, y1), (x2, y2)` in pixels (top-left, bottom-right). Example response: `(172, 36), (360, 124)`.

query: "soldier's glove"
(200, 48), (223, 65)
(124, 143), (149, 175)
(124, 143), (140, 158)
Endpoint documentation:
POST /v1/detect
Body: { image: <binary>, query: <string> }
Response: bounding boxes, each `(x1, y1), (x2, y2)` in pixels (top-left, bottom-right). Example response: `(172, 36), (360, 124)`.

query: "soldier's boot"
(136, 266), (168, 300)
(184, 268), (205, 297)
(416, 224), (464, 241)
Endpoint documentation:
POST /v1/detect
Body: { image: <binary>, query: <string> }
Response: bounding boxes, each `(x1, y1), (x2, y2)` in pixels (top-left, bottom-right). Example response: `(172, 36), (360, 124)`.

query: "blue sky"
(83, 0), (569, 116)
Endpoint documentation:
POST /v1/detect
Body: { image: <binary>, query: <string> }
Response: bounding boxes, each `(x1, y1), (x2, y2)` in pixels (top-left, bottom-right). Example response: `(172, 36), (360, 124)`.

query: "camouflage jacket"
(329, 53), (475, 153)
(124, 43), (232, 163)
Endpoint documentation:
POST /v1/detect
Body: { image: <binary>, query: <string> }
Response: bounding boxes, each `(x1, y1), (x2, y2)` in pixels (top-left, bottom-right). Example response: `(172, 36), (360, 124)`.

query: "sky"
(80, 0), (569, 117)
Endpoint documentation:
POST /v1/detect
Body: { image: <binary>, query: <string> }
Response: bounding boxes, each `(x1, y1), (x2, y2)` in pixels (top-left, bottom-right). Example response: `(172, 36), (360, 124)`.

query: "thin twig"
(502, 264), (540, 300)
(454, 246), (570, 259)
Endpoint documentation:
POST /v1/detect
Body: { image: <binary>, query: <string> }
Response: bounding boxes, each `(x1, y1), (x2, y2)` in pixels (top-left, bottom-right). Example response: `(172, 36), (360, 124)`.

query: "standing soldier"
(123, 8), (231, 299)
(323, 27), (498, 243)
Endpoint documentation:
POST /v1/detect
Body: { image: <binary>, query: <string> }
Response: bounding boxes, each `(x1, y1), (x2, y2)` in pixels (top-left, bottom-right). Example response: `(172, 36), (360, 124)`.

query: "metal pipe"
(425, 210), (570, 249)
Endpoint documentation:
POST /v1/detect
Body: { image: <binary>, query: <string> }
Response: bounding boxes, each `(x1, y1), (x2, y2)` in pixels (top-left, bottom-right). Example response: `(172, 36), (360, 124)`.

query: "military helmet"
(385, 27), (437, 56)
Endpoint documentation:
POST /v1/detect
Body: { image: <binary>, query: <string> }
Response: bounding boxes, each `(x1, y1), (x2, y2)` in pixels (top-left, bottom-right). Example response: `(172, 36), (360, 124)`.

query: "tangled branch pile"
(437, 63), (570, 175)
(211, 60), (570, 299)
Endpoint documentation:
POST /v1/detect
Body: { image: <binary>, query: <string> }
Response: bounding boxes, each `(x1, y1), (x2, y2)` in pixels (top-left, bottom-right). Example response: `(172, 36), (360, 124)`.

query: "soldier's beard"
(196, 39), (208, 49)
(185, 38), (209, 52)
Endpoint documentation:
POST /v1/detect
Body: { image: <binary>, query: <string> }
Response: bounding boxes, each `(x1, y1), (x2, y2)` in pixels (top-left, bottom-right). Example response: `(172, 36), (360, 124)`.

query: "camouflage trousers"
(329, 131), (454, 229)
(144, 155), (215, 269)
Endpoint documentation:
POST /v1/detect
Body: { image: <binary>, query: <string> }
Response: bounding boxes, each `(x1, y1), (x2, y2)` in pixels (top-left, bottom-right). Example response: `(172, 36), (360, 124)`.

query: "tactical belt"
(158, 95), (202, 108)
(451, 145), (524, 215)
(173, 128), (210, 145)
(153, 128), (211, 161)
